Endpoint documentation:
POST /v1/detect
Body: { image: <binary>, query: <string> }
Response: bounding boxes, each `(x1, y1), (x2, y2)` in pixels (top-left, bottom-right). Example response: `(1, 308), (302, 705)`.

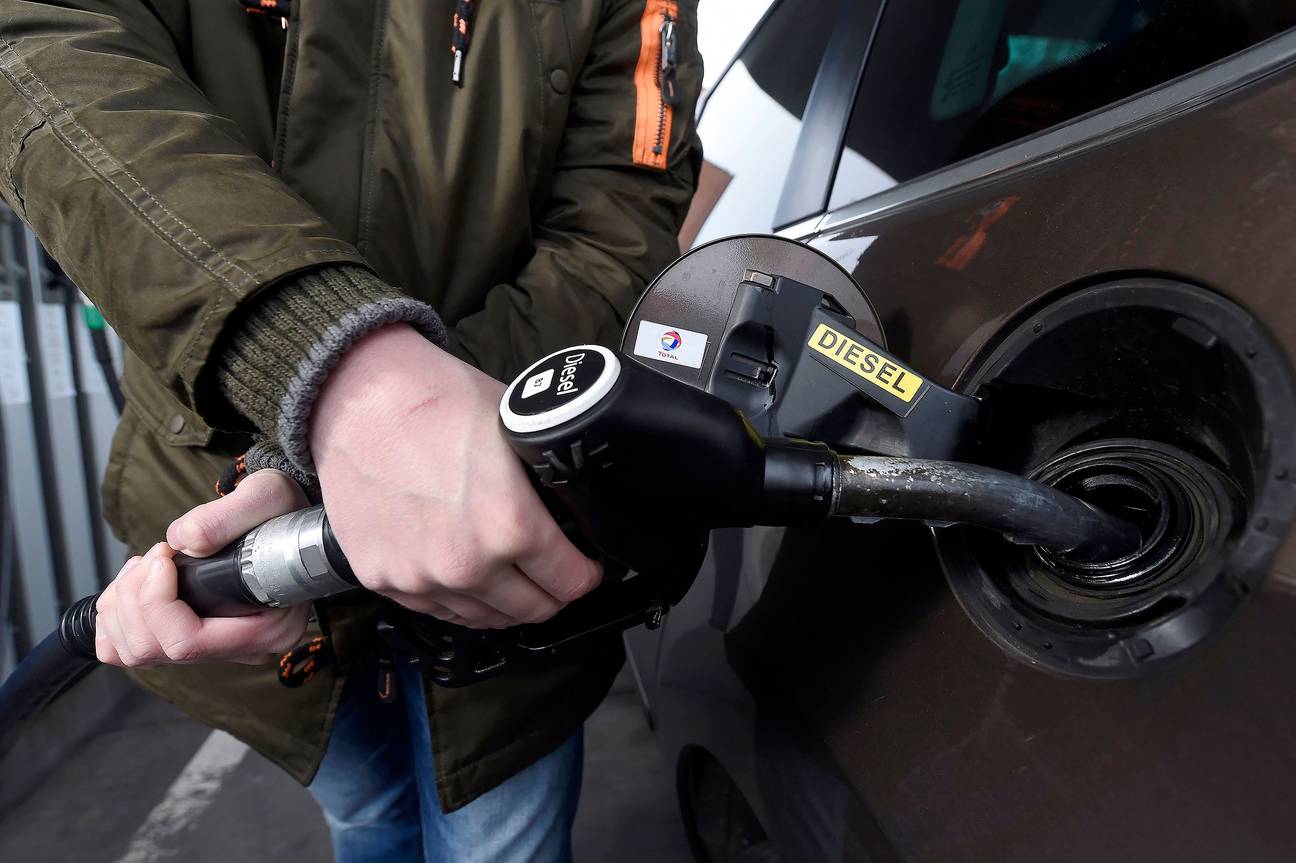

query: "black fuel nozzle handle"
(498, 346), (837, 577)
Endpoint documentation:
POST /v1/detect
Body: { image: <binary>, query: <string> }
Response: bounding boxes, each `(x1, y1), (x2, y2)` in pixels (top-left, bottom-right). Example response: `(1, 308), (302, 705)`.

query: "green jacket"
(0, 0), (701, 810)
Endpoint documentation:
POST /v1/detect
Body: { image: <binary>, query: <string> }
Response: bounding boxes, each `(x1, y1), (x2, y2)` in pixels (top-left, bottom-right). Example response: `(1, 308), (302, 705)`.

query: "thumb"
(168, 469), (309, 557)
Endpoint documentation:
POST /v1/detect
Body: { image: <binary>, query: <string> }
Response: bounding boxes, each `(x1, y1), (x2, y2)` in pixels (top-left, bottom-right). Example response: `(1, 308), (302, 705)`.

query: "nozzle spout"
(831, 455), (1144, 562)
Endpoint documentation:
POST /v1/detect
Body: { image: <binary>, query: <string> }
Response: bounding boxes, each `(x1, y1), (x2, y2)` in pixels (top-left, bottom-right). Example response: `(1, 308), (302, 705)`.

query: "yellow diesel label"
(807, 323), (925, 402)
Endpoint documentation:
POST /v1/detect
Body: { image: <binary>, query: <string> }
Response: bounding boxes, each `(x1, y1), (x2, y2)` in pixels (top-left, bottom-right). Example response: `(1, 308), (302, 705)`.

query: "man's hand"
(308, 324), (602, 628)
(94, 470), (311, 667)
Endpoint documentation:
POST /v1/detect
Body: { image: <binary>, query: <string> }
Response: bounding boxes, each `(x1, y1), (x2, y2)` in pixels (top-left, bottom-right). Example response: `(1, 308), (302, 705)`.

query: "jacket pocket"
(632, 0), (680, 170)
(531, 0), (575, 69)
(102, 399), (235, 553)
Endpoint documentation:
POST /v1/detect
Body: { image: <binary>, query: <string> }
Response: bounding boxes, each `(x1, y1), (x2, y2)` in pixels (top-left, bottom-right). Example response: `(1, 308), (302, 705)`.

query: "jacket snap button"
(168, 414), (186, 434)
(549, 68), (570, 94)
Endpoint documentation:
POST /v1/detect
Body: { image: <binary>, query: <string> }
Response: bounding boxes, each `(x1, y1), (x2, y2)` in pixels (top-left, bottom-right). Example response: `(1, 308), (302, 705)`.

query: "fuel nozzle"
(500, 346), (1143, 572)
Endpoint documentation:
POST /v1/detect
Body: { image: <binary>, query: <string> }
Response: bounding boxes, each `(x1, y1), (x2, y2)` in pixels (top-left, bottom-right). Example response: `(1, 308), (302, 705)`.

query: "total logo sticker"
(634, 320), (707, 368)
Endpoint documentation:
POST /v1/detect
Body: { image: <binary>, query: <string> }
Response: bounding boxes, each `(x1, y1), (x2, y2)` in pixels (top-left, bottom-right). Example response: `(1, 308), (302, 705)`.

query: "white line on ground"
(112, 730), (249, 863)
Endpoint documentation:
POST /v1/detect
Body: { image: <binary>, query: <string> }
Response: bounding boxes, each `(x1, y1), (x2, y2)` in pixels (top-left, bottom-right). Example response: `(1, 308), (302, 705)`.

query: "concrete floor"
(0, 667), (690, 862)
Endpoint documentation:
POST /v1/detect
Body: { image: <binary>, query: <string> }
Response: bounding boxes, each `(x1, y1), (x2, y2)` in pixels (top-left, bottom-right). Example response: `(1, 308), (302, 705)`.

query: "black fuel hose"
(0, 570), (261, 763)
(0, 628), (97, 763)
(89, 327), (125, 415)
(831, 455), (1143, 562)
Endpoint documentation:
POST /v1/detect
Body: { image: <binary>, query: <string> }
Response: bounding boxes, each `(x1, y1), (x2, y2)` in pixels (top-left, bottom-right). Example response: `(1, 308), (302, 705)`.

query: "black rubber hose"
(90, 327), (125, 415)
(51, 268), (123, 415)
(831, 456), (1143, 562)
(0, 561), (266, 764)
(0, 630), (97, 763)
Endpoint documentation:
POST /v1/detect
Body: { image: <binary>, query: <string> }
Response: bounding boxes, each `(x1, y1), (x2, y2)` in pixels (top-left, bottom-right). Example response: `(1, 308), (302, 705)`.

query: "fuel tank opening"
(1018, 439), (1240, 623)
(937, 279), (1296, 678)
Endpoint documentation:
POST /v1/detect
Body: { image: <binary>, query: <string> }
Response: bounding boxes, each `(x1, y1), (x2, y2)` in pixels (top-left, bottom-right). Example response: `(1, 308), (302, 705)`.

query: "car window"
(682, 0), (842, 249)
(828, 0), (1296, 211)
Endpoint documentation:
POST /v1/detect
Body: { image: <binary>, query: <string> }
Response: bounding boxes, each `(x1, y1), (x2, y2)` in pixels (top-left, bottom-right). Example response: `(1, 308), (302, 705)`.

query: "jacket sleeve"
(0, 0), (379, 420)
(446, 0), (704, 383)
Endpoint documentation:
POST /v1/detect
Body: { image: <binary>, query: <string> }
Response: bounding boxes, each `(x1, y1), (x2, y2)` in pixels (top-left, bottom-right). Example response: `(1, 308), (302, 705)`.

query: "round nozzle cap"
(500, 345), (621, 435)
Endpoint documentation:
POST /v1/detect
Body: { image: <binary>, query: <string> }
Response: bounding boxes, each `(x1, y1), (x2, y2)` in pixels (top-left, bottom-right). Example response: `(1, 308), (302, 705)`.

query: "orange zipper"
(632, 0), (680, 170)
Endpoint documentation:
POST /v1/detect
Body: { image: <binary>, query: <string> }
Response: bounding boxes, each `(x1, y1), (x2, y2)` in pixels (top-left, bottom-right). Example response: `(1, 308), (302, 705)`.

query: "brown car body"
(629, 5), (1296, 861)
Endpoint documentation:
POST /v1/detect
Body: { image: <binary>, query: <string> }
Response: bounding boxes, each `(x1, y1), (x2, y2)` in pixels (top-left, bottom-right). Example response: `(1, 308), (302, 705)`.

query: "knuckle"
(350, 561), (388, 592)
(551, 582), (584, 604)
(437, 564), (481, 593)
(434, 545), (485, 593)
(378, 564), (425, 596)
(553, 566), (600, 603)
(125, 634), (162, 663)
(352, 553), (404, 593)
(370, 574), (405, 595)
(136, 594), (165, 614)
(493, 510), (533, 555)
(527, 509), (560, 540)
(183, 512), (225, 554)
(162, 638), (202, 663)
(108, 563), (137, 592)
(137, 579), (173, 612)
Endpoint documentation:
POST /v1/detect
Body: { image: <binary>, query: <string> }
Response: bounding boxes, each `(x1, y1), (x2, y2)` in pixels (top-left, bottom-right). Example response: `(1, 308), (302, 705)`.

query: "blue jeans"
(308, 661), (583, 863)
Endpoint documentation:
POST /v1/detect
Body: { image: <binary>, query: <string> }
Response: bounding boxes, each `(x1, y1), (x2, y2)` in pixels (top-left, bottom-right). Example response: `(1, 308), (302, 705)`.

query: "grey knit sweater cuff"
(217, 266), (447, 473)
(243, 440), (322, 503)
